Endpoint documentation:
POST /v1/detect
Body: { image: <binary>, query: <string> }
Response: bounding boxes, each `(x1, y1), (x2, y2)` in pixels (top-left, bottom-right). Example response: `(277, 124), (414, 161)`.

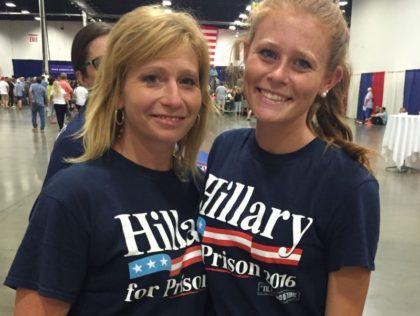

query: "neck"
(255, 122), (315, 154)
(112, 135), (174, 171)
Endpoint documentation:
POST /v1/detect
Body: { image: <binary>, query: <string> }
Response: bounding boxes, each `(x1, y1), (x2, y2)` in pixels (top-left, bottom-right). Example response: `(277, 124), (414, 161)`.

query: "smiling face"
(244, 8), (339, 135)
(117, 46), (202, 153)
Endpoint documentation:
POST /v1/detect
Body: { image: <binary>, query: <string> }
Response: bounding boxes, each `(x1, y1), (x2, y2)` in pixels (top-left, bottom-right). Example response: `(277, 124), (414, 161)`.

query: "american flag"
(199, 217), (302, 266)
(201, 25), (218, 64)
(128, 245), (202, 279)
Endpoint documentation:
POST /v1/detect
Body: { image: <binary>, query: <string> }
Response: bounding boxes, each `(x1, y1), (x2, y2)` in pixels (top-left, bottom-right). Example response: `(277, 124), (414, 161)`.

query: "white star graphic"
(197, 221), (203, 229)
(160, 256), (168, 266)
(133, 264), (142, 273)
(147, 259), (156, 269)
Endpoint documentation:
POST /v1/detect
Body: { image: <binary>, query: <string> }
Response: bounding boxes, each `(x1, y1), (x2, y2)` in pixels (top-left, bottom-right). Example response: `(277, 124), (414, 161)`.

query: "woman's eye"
(180, 77), (197, 87)
(258, 49), (276, 60)
(295, 59), (311, 70)
(142, 74), (160, 85)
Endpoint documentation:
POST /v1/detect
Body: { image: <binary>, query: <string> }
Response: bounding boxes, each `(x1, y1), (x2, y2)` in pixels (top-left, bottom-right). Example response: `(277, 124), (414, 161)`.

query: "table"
(382, 114), (420, 170)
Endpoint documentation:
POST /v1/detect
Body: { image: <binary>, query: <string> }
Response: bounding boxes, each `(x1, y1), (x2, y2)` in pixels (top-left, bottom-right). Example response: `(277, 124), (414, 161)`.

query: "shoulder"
(319, 142), (377, 189)
(44, 159), (109, 198)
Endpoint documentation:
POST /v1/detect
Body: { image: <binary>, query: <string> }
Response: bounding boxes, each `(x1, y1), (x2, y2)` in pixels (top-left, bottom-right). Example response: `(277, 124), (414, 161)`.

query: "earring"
(115, 109), (125, 138)
(321, 90), (329, 98)
(115, 109), (124, 126)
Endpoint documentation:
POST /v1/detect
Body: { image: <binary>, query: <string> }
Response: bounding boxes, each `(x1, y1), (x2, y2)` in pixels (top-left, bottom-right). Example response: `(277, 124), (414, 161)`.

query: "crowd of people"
(0, 73), (90, 132)
(4, 0), (380, 315)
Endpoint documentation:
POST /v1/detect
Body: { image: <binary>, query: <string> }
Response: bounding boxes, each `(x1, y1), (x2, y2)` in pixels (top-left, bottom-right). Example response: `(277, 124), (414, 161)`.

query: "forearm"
(325, 267), (371, 316)
(15, 288), (70, 316)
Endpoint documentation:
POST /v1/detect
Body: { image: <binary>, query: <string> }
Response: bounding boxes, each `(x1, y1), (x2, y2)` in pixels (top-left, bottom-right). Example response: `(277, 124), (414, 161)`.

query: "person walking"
(28, 77), (47, 132)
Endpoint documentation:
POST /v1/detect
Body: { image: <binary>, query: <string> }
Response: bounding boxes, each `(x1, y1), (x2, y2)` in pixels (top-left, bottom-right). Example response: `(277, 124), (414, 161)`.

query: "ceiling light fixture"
(239, 13), (248, 19)
(162, 0), (172, 6)
(229, 25), (236, 31)
(5, 2), (16, 8)
(339, 1), (348, 6)
(246, 5), (251, 12)
(21, 10), (30, 14)
(34, 17), (41, 21)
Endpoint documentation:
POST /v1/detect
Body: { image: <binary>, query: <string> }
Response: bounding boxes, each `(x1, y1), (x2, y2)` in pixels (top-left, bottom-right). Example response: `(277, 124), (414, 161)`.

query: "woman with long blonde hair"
(5, 5), (212, 315)
(200, 0), (380, 315)
(50, 80), (67, 130)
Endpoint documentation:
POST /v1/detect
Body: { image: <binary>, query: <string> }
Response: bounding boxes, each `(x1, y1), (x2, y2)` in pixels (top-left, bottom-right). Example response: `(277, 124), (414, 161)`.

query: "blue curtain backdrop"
(12, 59), (42, 78)
(357, 73), (373, 120)
(403, 70), (420, 114)
(12, 59), (74, 79)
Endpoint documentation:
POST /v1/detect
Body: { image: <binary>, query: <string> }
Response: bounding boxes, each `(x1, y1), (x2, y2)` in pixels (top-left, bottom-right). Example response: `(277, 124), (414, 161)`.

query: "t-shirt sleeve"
(326, 178), (380, 272)
(4, 194), (90, 303)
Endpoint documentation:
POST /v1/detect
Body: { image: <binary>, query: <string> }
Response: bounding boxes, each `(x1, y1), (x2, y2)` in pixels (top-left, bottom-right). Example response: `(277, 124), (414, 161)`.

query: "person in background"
(50, 81), (68, 131)
(209, 64), (218, 92)
(4, 5), (212, 315)
(371, 107), (387, 125)
(0, 76), (9, 109)
(215, 81), (228, 112)
(45, 77), (54, 119)
(7, 77), (15, 108)
(72, 83), (89, 111)
(14, 77), (25, 110)
(363, 87), (374, 123)
(200, 0), (380, 315)
(41, 75), (48, 88)
(29, 77), (47, 132)
(42, 22), (111, 185)
(57, 73), (73, 102)
(233, 86), (243, 116)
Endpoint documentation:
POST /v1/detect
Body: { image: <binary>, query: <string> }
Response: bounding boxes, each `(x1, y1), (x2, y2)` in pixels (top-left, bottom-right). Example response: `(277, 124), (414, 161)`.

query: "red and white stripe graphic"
(170, 245), (203, 276)
(201, 25), (218, 64)
(203, 226), (302, 266)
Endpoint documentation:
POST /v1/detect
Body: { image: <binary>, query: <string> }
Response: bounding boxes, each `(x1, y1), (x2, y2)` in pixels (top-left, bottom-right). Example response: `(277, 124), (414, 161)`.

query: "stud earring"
(321, 90), (329, 98)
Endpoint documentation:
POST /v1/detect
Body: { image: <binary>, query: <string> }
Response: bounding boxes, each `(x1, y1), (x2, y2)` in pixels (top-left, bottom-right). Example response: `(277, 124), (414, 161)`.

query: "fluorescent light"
(5, 2), (16, 8)
(229, 25), (236, 30)
(34, 17), (40, 21)
(162, 0), (171, 6)
(339, 1), (348, 6)
(21, 10), (30, 14)
(246, 5), (251, 12)
(239, 13), (248, 19)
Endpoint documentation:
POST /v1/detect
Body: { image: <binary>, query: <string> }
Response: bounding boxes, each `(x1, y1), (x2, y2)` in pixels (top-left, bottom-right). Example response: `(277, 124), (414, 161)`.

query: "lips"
(152, 115), (185, 121)
(259, 88), (291, 102)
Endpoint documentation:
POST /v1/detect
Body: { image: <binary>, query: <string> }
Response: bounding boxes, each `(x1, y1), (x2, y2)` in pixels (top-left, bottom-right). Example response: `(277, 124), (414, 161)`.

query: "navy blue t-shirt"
(43, 108), (85, 186)
(199, 129), (380, 316)
(5, 150), (208, 315)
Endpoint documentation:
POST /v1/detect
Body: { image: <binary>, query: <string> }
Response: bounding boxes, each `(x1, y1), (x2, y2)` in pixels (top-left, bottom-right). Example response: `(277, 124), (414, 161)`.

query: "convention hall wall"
(0, 20), (239, 77)
(349, 0), (420, 73)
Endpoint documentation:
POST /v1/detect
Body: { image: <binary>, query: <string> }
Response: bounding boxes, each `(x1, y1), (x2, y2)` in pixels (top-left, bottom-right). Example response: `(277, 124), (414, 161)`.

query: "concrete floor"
(0, 107), (419, 315)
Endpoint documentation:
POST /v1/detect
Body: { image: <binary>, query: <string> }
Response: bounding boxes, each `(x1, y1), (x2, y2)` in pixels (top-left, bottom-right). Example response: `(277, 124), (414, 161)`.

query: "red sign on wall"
(28, 33), (38, 43)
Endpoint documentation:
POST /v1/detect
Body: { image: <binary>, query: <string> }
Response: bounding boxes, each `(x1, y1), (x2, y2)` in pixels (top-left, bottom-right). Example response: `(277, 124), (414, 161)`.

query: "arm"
(15, 288), (70, 316)
(325, 267), (371, 316)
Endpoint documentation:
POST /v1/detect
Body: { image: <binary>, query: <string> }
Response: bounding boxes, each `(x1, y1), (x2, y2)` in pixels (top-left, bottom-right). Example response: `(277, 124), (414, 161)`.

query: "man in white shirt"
(72, 85), (89, 111)
(0, 77), (10, 109)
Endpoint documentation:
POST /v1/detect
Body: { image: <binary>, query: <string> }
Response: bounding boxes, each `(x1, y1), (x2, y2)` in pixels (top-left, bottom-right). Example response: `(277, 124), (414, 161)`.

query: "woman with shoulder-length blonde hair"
(200, 0), (380, 315)
(51, 80), (68, 130)
(5, 5), (212, 315)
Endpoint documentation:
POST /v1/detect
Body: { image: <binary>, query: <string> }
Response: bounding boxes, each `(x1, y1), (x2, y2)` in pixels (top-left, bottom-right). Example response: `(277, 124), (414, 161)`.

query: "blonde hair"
(73, 5), (211, 180)
(247, 0), (373, 173)
(51, 81), (63, 98)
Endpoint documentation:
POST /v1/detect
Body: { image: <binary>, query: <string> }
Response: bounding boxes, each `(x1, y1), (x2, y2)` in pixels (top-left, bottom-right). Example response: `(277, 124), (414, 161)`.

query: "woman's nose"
(161, 80), (182, 107)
